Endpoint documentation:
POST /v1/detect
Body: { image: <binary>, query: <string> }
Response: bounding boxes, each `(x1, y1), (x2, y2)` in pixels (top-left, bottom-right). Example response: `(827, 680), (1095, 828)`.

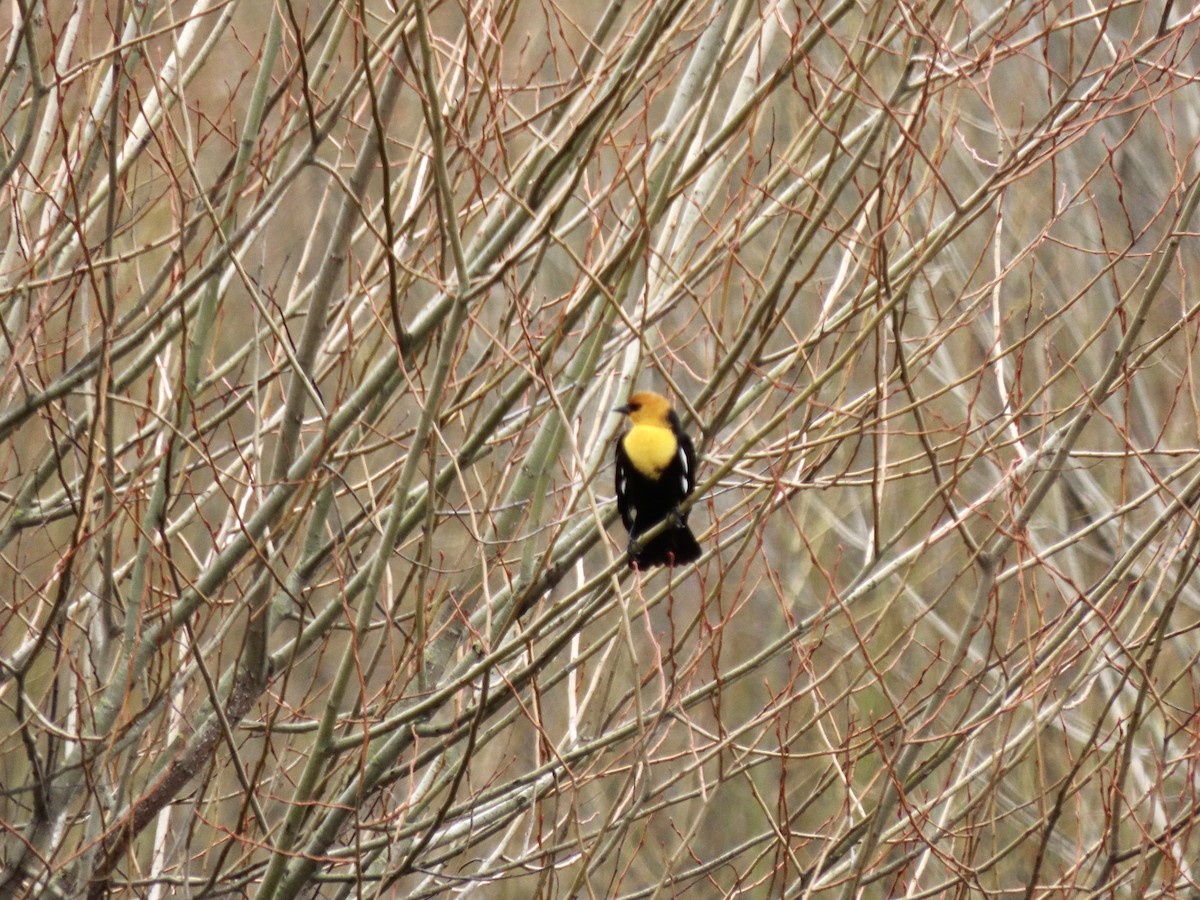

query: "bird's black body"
(614, 395), (702, 568)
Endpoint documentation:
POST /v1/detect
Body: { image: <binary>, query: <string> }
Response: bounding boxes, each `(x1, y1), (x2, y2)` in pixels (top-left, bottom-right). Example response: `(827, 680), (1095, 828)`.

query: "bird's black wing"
(676, 430), (697, 500)
(614, 439), (635, 532)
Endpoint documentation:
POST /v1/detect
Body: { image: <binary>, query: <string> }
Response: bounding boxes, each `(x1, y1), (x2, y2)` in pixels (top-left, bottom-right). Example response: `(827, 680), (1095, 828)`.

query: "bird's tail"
(631, 522), (701, 568)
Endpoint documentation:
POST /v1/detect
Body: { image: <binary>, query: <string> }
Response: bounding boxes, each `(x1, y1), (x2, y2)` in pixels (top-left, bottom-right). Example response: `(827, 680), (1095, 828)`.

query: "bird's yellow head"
(615, 391), (673, 428)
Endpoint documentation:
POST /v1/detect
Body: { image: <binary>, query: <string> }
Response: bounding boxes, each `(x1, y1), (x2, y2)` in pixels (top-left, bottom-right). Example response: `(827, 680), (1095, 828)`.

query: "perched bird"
(614, 390), (702, 568)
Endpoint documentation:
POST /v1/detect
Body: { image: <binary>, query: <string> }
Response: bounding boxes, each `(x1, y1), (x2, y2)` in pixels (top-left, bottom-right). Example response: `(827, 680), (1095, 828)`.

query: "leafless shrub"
(3, 0), (1200, 897)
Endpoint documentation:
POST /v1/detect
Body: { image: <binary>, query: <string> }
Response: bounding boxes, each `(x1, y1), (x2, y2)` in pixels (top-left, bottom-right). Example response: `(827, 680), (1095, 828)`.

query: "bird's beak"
(613, 403), (633, 415)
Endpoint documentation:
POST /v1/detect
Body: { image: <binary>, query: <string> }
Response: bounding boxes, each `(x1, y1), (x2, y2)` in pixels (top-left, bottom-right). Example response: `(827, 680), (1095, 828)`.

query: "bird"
(613, 390), (702, 568)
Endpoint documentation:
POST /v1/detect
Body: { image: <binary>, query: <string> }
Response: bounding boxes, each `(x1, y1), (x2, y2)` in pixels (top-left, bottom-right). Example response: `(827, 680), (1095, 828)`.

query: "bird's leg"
(627, 512), (641, 561)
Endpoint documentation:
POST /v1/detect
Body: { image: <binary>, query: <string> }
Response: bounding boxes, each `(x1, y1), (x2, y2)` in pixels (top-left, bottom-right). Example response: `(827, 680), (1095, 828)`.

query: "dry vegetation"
(4, 0), (1200, 896)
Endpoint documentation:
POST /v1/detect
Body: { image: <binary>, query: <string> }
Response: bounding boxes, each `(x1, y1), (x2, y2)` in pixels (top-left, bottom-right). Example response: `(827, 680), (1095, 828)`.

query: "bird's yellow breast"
(622, 425), (678, 477)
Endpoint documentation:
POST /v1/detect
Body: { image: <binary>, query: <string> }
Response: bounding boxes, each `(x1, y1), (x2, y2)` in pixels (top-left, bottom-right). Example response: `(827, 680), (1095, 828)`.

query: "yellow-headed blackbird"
(614, 390), (702, 568)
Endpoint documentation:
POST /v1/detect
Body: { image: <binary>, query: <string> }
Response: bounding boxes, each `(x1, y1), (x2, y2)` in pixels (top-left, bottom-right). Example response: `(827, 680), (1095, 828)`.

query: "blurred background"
(3, 0), (1200, 896)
